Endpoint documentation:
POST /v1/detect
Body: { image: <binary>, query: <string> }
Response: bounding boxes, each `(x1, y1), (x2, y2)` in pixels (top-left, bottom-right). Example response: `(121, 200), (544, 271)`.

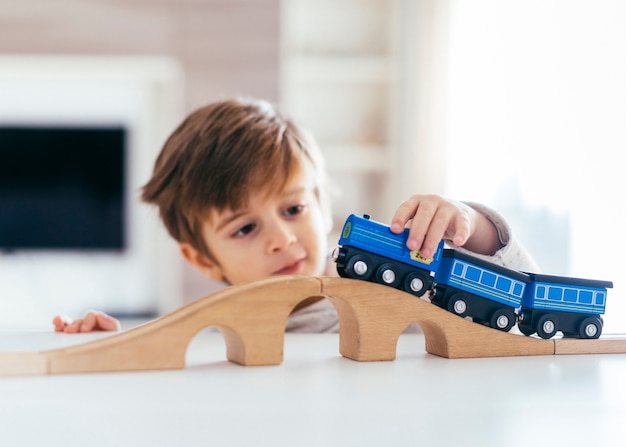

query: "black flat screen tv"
(0, 125), (126, 251)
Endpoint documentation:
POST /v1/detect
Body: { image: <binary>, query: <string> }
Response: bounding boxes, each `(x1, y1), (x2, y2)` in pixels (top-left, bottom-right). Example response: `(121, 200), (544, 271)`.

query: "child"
(53, 98), (538, 333)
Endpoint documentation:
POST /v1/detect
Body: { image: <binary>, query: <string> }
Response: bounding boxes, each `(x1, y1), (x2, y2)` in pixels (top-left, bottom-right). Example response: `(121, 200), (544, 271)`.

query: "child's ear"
(178, 243), (224, 282)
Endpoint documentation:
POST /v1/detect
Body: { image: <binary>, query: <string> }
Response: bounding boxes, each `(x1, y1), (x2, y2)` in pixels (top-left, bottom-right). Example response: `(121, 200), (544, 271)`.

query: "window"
(481, 272), (496, 287)
(466, 266), (481, 282)
(595, 292), (606, 306)
(563, 289), (578, 303)
(496, 277), (512, 294)
(579, 291), (593, 304)
(548, 287), (563, 301)
(536, 286), (546, 299)
(452, 261), (464, 276)
(440, 0), (625, 331)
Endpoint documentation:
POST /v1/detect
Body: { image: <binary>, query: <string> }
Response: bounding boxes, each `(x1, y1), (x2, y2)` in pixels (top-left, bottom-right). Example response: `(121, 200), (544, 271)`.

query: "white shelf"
(322, 144), (390, 173)
(282, 54), (393, 84)
(0, 55), (185, 320)
(280, 0), (404, 220)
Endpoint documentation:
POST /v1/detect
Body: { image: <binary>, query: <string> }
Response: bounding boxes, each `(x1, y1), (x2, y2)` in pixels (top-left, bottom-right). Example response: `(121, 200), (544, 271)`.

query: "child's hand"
(390, 194), (502, 257)
(53, 311), (121, 333)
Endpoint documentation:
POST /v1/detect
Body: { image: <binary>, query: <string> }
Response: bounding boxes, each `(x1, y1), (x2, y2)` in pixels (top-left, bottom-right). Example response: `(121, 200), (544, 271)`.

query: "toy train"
(333, 214), (613, 339)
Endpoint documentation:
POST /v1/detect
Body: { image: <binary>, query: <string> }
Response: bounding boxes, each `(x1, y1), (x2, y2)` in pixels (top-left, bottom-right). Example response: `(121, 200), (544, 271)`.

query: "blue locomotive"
(334, 214), (613, 339)
(335, 213), (444, 297)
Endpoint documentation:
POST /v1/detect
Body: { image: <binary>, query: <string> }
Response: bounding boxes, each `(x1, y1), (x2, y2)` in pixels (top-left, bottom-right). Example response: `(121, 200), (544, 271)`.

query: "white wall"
(0, 0), (282, 312)
(0, 55), (184, 328)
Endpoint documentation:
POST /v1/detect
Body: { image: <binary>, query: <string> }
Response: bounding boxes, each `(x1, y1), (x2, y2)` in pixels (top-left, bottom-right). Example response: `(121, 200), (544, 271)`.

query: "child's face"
(181, 168), (329, 285)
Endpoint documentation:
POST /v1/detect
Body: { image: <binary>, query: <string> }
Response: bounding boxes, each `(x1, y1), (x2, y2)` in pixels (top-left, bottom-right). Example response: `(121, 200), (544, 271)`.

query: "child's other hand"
(390, 194), (477, 258)
(53, 311), (121, 333)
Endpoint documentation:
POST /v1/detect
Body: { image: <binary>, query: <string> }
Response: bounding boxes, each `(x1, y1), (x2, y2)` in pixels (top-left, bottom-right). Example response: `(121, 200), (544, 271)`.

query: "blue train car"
(334, 214), (444, 296)
(431, 249), (529, 332)
(334, 213), (613, 339)
(518, 273), (613, 339)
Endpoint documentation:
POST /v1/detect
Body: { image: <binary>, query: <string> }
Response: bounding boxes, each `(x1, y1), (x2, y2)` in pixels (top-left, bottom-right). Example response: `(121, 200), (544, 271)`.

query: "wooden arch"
(2, 276), (625, 376)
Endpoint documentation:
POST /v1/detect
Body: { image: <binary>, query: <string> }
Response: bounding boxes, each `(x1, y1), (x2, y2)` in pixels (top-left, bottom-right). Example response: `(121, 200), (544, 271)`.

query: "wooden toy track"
(2, 276), (626, 376)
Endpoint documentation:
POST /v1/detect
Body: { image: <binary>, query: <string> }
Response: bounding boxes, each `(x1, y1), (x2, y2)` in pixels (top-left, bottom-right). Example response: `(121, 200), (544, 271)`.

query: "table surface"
(1, 328), (626, 447)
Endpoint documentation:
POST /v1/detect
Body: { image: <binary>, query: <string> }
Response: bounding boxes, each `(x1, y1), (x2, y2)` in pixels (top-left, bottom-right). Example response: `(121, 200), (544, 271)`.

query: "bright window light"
(444, 0), (626, 332)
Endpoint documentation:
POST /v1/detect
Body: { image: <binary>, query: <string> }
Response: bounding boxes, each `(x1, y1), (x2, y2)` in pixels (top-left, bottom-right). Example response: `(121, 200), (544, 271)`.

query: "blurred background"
(0, 0), (624, 332)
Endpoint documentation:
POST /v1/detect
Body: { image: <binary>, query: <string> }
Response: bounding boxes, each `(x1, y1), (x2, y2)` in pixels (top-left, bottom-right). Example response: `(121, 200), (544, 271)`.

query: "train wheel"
(518, 322), (535, 336)
(429, 286), (445, 306)
(578, 316), (602, 339)
(336, 267), (349, 278)
(376, 263), (401, 288)
(446, 293), (469, 317)
(489, 309), (516, 332)
(345, 255), (372, 280)
(536, 314), (558, 339)
(403, 272), (429, 296)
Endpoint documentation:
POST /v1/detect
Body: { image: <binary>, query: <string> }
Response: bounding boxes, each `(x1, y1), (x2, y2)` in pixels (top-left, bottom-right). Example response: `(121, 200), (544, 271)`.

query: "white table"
(1, 329), (626, 447)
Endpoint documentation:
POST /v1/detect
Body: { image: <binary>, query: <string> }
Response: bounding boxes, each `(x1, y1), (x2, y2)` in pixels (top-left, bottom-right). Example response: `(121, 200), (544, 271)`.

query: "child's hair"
(141, 97), (330, 260)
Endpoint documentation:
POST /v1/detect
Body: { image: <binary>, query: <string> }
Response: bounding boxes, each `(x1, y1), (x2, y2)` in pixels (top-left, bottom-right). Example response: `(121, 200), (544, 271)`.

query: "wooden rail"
(2, 276), (625, 376)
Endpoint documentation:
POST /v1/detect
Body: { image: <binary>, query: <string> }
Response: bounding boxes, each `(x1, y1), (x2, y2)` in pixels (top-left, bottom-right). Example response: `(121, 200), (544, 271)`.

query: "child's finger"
(64, 319), (83, 333)
(418, 206), (454, 257)
(52, 315), (70, 332)
(450, 213), (472, 247)
(80, 312), (98, 332)
(406, 201), (439, 252)
(390, 196), (421, 233)
(95, 313), (121, 331)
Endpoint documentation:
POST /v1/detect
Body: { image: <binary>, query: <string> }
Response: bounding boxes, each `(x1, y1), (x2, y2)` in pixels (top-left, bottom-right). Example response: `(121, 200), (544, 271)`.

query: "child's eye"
(284, 204), (305, 216)
(232, 223), (256, 238)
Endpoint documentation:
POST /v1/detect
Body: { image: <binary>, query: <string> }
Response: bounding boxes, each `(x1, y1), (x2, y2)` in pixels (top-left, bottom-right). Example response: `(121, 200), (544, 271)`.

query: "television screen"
(0, 125), (126, 251)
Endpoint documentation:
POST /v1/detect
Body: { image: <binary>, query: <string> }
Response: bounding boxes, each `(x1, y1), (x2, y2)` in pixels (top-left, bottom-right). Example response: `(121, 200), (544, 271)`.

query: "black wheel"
(446, 293), (469, 317)
(518, 322), (535, 336)
(536, 314), (558, 339)
(578, 316), (602, 339)
(337, 267), (349, 278)
(375, 263), (401, 288)
(403, 271), (430, 296)
(345, 255), (372, 280)
(429, 286), (445, 306)
(489, 309), (516, 332)
(333, 247), (351, 278)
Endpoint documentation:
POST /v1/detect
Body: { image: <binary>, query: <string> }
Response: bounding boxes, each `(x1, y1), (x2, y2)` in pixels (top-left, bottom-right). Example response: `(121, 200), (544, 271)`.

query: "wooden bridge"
(2, 276), (625, 376)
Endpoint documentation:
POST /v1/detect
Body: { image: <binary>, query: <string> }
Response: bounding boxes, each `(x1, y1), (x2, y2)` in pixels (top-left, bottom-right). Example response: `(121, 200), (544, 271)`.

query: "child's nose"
(266, 220), (296, 253)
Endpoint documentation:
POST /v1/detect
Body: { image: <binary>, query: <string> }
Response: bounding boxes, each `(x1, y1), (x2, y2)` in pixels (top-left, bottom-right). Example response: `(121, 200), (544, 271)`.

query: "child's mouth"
(274, 259), (304, 275)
